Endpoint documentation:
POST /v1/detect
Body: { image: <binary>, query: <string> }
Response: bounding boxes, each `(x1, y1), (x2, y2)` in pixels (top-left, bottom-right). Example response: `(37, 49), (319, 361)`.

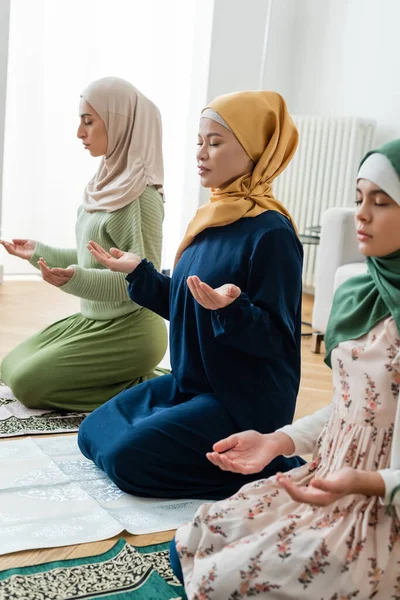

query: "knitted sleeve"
(60, 188), (164, 302)
(29, 243), (78, 270)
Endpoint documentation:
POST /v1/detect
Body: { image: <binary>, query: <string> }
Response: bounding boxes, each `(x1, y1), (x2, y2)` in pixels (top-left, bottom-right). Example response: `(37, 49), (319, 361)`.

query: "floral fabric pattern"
(176, 317), (400, 599)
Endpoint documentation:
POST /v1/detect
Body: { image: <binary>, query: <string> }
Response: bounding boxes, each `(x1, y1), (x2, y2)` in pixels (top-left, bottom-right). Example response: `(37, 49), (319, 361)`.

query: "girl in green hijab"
(171, 140), (400, 599)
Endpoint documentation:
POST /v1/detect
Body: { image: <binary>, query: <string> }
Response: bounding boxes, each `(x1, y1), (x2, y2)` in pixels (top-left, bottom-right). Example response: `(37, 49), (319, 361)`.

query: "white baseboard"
(3, 273), (42, 281)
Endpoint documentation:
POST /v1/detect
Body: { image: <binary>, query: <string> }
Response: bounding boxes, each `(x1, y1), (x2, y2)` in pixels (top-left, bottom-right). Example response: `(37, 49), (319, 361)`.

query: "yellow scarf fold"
(174, 91), (299, 265)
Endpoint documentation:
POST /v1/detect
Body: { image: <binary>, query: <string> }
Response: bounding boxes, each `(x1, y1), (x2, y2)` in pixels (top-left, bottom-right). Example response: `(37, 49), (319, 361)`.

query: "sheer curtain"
(1, 0), (213, 275)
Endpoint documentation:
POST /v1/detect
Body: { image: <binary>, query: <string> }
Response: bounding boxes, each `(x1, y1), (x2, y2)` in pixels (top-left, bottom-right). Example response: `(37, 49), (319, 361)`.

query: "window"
(1, 0), (213, 274)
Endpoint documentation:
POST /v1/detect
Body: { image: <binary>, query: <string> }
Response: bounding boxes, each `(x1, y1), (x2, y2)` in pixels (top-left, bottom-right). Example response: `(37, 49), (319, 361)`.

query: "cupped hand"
(187, 275), (241, 310)
(277, 466), (357, 507)
(206, 431), (284, 475)
(0, 239), (35, 260)
(87, 241), (141, 274)
(38, 258), (74, 287)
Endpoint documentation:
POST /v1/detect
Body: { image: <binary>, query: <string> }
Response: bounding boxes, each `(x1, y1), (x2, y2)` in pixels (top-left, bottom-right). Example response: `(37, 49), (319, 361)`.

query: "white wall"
(181, 0), (400, 234)
(0, 0), (10, 282)
(263, 0), (400, 145)
(180, 0), (272, 228)
(1, 0), (209, 275)
(2, 0), (400, 275)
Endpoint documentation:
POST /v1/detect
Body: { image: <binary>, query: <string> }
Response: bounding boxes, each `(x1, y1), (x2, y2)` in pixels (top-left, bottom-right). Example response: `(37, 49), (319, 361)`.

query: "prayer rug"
(0, 538), (186, 599)
(0, 380), (86, 438)
(0, 435), (207, 556)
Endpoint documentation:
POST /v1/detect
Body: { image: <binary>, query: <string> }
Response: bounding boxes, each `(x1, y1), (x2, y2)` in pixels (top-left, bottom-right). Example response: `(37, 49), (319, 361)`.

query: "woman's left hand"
(277, 467), (360, 507)
(187, 275), (241, 310)
(38, 258), (74, 287)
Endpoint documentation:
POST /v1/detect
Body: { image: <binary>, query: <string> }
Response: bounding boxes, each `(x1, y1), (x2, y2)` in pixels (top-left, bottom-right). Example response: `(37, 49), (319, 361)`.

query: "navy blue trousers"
(78, 374), (303, 500)
(169, 538), (184, 584)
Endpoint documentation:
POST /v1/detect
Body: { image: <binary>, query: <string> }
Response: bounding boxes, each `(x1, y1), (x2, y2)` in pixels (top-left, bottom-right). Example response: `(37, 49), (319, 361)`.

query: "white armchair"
(311, 207), (368, 353)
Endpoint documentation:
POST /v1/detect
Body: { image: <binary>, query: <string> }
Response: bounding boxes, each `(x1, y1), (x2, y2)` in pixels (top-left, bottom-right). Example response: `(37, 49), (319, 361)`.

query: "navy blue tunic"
(78, 211), (304, 499)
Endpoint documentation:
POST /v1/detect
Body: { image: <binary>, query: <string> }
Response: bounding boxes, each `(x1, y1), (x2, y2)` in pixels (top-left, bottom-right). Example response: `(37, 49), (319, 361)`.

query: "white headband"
(357, 153), (400, 205)
(200, 108), (232, 132)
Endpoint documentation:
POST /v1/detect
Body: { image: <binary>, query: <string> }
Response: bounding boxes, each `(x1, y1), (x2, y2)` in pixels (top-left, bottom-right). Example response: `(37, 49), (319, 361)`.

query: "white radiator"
(273, 116), (376, 292)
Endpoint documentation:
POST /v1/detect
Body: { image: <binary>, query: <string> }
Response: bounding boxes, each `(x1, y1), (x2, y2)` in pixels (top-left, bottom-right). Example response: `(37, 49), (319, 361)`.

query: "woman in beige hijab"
(0, 77), (168, 412)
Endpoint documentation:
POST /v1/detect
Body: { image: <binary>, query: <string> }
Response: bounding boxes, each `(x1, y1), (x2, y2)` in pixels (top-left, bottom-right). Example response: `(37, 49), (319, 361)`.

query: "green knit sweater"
(30, 186), (164, 320)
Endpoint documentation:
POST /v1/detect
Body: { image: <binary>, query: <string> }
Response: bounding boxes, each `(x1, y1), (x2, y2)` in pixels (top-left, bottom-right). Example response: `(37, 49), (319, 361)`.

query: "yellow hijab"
(174, 90), (299, 264)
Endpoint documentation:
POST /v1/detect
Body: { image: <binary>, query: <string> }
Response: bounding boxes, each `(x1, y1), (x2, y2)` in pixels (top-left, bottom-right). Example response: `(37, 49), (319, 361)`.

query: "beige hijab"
(81, 77), (164, 213)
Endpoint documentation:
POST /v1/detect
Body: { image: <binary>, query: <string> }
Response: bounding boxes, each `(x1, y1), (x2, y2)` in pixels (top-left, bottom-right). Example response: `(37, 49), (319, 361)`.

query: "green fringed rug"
(0, 539), (186, 600)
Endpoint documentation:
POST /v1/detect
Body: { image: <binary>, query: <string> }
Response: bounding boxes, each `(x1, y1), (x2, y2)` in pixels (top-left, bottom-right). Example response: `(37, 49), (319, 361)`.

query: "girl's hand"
(206, 431), (295, 475)
(277, 467), (385, 507)
(0, 238), (35, 260)
(87, 241), (141, 274)
(38, 258), (74, 287)
(187, 275), (241, 310)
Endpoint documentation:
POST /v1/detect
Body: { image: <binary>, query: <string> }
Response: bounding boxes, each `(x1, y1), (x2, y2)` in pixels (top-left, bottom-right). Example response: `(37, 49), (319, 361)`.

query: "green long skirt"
(1, 308), (167, 412)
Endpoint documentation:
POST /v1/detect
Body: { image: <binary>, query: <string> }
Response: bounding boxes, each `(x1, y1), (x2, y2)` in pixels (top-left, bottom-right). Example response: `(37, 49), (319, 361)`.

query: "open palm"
(187, 275), (241, 310)
(277, 467), (356, 506)
(87, 241), (141, 273)
(206, 431), (277, 474)
(0, 239), (35, 260)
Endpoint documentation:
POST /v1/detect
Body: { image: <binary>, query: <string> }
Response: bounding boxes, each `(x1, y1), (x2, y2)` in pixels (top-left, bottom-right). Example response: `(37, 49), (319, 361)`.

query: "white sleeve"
(378, 469), (400, 512)
(277, 403), (334, 456)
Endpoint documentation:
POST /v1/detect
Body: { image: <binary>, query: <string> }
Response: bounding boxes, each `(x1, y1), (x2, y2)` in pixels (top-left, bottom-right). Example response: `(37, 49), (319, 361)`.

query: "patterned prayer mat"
(0, 539), (187, 599)
(0, 378), (86, 438)
(0, 435), (208, 555)
(0, 368), (170, 438)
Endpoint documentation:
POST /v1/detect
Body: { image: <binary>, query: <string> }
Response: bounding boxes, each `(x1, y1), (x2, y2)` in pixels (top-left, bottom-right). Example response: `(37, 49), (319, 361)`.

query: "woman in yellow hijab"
(78, 90), (305, 501)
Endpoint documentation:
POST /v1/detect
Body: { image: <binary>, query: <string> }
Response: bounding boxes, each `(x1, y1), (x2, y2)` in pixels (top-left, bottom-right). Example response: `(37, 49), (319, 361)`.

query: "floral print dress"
(175, 317), (400, 599)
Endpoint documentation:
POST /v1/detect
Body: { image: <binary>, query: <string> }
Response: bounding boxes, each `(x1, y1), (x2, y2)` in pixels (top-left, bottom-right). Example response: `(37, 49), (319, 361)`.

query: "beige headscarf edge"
(81, 77), (164, 213)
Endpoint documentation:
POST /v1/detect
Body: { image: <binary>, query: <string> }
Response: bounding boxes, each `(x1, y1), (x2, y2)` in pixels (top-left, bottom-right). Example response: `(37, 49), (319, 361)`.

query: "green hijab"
(324, 140), (400, 368)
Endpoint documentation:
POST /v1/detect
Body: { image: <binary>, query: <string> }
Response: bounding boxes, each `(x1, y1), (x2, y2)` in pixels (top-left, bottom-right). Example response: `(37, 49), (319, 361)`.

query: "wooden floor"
(0, 280), (331, 570)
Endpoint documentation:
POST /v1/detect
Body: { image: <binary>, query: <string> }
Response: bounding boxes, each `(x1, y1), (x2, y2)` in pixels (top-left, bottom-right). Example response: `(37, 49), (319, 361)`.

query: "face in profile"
(77, 99), (108, 157)
(355, 178), (400, 257)
(197, 118), (255, 189)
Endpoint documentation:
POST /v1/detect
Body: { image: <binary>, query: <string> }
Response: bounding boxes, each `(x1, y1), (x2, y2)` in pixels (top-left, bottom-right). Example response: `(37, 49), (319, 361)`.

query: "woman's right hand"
(0, 239), (35, 260)
(206, 431), (295, 475)
(87, 240), (141, 273)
